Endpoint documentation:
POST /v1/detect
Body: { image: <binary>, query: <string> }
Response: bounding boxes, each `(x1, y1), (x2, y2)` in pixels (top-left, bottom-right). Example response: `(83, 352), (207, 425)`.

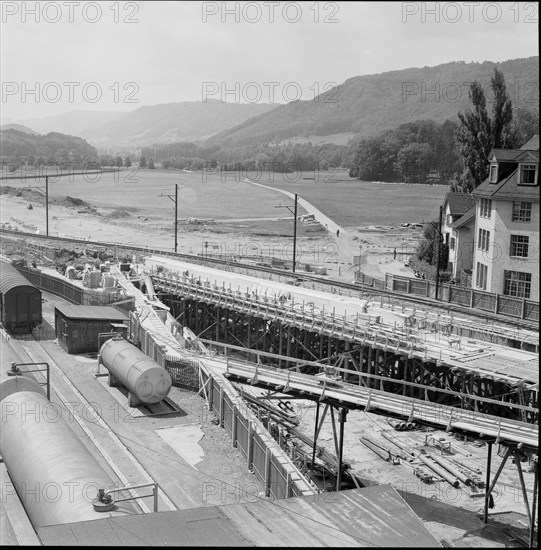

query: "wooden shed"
(54, 304), (128, 354)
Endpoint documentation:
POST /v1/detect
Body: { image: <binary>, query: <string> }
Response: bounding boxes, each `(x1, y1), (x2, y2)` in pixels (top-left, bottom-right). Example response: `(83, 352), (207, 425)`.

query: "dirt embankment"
(0, 188), (420, 281)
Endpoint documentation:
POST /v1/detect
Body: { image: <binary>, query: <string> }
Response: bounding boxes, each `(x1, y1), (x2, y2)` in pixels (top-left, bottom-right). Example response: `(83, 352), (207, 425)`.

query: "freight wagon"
(0, 260), (42, 333)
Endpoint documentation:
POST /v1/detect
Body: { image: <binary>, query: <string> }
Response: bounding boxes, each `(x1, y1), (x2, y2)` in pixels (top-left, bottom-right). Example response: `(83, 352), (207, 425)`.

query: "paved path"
(244, 178), (362, 264)
(243, 178), (347, 236)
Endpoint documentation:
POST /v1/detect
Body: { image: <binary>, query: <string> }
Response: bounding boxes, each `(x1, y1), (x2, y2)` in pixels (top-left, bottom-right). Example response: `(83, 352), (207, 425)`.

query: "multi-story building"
(441, 192), (476, 283)
(471, 135), (539, 301)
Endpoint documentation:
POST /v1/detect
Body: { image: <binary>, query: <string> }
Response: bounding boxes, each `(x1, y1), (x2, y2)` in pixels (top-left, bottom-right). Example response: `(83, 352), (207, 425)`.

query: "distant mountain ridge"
(12, 57), (538, 151)
(0, 124), (40, 135)
(209, 57), (539, 146)
(0, 129), (97, 164)
(16, 101), (278, 150)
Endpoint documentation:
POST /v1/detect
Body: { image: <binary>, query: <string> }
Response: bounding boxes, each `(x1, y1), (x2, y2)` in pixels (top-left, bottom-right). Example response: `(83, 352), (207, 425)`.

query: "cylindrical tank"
(0, 377), (131, 528)
(99, 338), (172, 405)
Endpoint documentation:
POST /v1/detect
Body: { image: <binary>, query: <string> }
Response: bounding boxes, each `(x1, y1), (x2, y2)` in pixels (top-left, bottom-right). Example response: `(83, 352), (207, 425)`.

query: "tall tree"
(510, 107), (540, 148)
(491, 68), (514, 149)
(139, 155), (147, 168)
(454, 69), (515, 192)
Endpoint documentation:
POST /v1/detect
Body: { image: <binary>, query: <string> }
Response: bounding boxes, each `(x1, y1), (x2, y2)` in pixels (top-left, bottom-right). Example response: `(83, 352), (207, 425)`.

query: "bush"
(409, 256), (451, 283)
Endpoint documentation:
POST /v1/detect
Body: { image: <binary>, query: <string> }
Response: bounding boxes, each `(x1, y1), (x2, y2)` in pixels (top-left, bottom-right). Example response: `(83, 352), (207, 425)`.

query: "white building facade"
(471, 136), (539, 301)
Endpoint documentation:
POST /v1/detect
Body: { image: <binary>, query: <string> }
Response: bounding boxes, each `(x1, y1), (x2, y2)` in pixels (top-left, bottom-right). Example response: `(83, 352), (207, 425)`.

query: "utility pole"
(293, 193), (297, 273)
(4, 169), (117, 237)
(434, 205), (443, 300)
(159, 184), (179, 253)
(275, 193), (298, 273)
(45, 176), (49, 236)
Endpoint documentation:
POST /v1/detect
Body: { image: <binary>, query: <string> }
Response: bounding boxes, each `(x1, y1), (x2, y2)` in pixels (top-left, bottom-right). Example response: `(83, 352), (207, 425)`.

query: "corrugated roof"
(36, 486), (440, 547)
(54, 304), (128, 321)
(0, 261), (39, 295)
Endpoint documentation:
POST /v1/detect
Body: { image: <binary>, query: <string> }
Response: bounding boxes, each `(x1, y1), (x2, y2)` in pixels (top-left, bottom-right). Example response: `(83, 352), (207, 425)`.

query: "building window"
(510, 235), (529, 258)
(504, 271), (531, 298)
(480, 198), (492, 218)
(519, 164), (537, 185)
(476, 262), (488, 290)
(512, 201), (532, 222)
(478, 228), (490, 252)
(450, 237), (456, 250)
(489, 164), (498, 183)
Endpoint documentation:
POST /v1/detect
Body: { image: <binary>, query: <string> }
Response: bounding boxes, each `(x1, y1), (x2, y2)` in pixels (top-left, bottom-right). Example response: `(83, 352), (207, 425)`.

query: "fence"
(354, 271), (539, 322)
(202, 368), (312, 500)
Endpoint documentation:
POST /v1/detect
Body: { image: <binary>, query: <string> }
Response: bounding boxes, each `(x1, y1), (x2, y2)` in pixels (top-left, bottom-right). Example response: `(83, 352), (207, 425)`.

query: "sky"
(1, 1), (539, 122)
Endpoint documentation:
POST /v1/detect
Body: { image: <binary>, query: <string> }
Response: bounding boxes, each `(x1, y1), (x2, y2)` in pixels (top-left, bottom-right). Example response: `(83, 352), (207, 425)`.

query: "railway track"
(8, 332), (177, 514)
(1, 228), (538, 332)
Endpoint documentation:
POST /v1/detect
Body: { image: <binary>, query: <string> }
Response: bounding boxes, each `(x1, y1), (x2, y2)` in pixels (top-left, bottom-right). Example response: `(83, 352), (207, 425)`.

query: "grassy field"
(1, 167), (448, 227)
(243, 169), (449, 226)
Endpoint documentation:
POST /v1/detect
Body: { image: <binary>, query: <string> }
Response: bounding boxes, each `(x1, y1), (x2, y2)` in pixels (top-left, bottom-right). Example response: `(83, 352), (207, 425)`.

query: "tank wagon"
(99, 337), (172, 406)
(0, 260), (42, 333)
(0, 376), (132, 528)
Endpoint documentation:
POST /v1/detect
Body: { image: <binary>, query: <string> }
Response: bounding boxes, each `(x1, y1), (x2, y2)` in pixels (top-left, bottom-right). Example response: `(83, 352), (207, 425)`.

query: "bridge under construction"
(146, 257), (538, 428)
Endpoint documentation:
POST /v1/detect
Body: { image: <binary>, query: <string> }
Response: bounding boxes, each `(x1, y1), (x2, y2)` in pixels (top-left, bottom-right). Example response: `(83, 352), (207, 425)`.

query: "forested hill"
(16, 101), (278, 149)
(0, 129), (98, 167)
(0, 124), (40, 135)
(210, 57), (539, 146)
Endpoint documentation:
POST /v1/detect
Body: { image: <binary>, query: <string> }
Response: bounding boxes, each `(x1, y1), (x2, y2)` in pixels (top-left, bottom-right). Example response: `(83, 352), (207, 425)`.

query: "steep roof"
(444, 192), (476, 216)
(490, 149), (523, 162)
(521, 134), (539, 151)
(450, 205), (476, 229)
(474, 136), (539, 201)
(473, 168), (539, 202)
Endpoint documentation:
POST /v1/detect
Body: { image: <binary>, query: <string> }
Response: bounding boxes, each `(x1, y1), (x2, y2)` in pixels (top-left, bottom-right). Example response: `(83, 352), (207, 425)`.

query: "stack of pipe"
(387, 418), (418, 431)
(361, 435), (408, 462)
(360, 437), (390, 462)
(429, 454), (473, 486)
(451, 457), (482, 475)
(418, 454), (460, 488)
(380, 431), (416, 461)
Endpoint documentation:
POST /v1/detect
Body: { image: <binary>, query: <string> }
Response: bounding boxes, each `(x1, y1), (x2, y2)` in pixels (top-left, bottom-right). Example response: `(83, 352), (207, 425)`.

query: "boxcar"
(0, 261), (42, 333)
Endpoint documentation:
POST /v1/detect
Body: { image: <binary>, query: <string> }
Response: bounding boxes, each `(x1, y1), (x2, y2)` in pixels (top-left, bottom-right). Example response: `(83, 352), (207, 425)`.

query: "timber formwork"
(151, 274), (538, 424)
